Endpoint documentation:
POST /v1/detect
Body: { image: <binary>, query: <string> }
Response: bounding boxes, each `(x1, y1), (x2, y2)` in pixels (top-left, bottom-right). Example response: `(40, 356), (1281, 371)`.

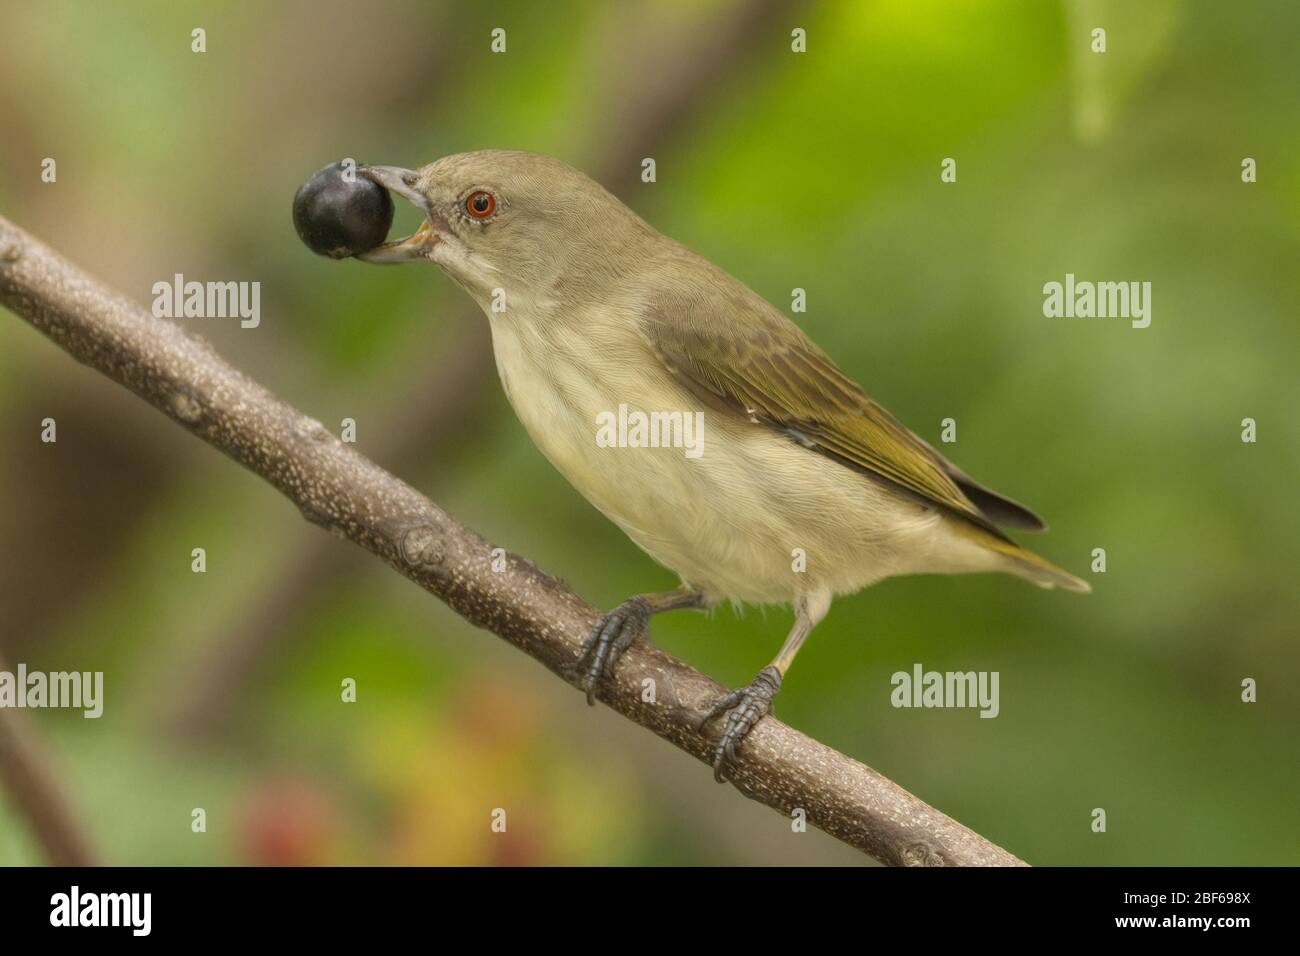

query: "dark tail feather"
(914, 435), (1048, 531)
(954, 478), (1047, 531)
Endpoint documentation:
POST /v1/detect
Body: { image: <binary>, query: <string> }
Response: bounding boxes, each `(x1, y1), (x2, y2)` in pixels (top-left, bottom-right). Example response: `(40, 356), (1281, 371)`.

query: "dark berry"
(292, 161), (394, 259)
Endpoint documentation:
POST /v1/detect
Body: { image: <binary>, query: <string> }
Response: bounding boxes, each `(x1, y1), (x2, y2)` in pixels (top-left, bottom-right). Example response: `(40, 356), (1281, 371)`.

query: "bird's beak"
(356, 165), (440, 264)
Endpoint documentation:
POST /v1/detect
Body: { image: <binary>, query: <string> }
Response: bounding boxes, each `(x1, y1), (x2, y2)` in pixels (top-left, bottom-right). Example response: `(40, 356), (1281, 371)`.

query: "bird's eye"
(465, 191), (495, 219)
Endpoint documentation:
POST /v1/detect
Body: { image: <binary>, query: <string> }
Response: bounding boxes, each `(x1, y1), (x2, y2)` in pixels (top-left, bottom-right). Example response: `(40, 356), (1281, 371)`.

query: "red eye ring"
(466, 191), (495, 218)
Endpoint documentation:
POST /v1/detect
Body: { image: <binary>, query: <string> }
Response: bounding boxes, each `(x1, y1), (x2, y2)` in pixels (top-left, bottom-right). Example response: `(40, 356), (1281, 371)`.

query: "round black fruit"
(292, 161), (394, 259)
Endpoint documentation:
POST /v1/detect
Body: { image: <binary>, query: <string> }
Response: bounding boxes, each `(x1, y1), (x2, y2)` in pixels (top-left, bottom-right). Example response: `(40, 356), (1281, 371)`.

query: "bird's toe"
(574, 596), (652, 705)
(700, 666), (782, 783)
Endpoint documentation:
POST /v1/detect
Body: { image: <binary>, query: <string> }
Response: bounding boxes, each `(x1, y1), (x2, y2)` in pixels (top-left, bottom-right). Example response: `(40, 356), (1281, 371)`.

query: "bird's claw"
(697, 665), (782, 783)
(573, 596), (651, 705)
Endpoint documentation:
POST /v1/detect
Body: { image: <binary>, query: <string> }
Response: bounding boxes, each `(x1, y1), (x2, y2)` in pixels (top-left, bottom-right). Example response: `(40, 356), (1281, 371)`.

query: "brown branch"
(0, 653), (98, 866)
(0, 216), (1026, 867)
(164, 321), (496, 738)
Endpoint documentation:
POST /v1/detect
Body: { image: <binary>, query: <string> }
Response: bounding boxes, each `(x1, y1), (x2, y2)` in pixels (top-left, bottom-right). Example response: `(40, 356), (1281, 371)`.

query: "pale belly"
(487, 314), (1001, 605)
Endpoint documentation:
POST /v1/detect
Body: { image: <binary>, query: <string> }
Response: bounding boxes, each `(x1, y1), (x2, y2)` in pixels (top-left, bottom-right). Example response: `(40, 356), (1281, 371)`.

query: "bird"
(347, 150), (1090, 782)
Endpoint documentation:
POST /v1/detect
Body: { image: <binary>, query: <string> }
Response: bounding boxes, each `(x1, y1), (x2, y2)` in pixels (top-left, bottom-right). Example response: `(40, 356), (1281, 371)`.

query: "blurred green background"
(1, 0), (1296, 866)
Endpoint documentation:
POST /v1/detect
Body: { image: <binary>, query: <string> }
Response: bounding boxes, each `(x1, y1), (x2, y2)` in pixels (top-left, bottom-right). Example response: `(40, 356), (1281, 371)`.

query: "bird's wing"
(638, 286), (1043, 536)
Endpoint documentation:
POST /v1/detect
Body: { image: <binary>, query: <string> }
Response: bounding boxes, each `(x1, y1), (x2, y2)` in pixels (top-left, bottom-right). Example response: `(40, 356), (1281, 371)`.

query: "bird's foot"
(697, 665), (782, 783)
(572, 596), (652, 705)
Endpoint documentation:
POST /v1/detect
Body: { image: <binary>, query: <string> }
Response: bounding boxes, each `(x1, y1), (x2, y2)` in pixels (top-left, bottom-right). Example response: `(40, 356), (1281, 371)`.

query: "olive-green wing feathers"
(639, 288), (1044, 538)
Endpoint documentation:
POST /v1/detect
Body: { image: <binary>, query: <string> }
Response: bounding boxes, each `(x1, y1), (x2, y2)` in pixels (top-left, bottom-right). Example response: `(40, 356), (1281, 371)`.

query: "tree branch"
(0, 216), (1026, 867)
(0, 653), (98, 866)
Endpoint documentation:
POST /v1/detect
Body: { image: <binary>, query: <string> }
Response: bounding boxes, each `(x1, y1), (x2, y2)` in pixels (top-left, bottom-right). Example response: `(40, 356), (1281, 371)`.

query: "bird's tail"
(953, 521), (1092, 593)
(1002, 547), (1092, 593)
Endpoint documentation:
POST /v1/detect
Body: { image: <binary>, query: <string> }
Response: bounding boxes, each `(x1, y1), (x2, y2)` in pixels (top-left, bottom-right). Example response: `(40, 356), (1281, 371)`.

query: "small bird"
(345, 150), (1089, 781)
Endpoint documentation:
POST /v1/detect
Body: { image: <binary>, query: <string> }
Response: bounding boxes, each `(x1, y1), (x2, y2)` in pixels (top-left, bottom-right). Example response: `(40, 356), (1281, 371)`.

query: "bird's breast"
(481, 307), (957, 604)
(484, 307), (727, 561)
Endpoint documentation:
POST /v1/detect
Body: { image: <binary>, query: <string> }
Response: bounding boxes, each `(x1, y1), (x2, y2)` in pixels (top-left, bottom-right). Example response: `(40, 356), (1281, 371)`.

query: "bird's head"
(357, 150), (651, 307)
